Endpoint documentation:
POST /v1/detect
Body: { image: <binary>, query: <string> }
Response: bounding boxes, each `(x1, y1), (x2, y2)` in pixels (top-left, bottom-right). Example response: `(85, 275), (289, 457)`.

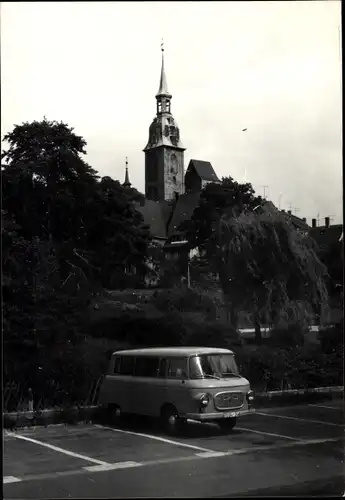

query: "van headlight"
(246, 390), (254, 402)
(200, 394), (210, 407)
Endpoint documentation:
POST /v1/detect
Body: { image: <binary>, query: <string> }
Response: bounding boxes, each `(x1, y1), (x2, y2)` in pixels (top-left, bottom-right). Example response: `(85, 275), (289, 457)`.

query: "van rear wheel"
(218, 417), (237, 432)
(161, 406), (186, 435)
(108, 404), (122, 426)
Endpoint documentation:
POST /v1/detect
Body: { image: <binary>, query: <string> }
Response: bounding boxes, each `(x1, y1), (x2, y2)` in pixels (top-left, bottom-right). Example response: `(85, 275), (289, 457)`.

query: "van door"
(115, 355), (136, 414)
(163, 357), (191, 416)
(132, 356), (162, 417)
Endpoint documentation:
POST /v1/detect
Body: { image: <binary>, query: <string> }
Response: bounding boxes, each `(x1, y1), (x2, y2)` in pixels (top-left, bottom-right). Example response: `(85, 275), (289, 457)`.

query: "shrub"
(183, 321), (241, 349)
(236, 342), (343, 392)
(153, 286), (216, 319)
(269, 322), (307, 348)
(318, 321), (343, 354)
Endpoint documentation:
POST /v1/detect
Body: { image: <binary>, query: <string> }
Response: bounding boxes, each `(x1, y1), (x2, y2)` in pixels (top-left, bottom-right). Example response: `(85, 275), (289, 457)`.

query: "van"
(98, 347), (254, 434)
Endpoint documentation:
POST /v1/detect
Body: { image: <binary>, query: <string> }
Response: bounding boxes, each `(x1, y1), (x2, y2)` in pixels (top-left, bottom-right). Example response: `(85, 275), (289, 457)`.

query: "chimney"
(325, 217), (330, 228)
(281, 209), (285, 213)
(287, 210), (292, 215)
(302, 217), (306, 223)
(312, 218), (317, 228)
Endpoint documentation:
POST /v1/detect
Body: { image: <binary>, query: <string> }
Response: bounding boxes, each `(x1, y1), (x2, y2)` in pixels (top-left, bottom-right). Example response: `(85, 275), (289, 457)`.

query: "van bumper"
(183, 408), (255, 421)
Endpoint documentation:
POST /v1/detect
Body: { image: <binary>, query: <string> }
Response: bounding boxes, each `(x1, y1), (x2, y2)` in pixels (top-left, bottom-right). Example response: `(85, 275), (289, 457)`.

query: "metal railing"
(3, 376), (103, 413)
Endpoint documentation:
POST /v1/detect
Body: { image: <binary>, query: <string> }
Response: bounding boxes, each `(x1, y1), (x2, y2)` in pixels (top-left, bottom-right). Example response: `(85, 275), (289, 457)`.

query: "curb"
(254, 386), (343, 408)
(3, 387), (343, 429)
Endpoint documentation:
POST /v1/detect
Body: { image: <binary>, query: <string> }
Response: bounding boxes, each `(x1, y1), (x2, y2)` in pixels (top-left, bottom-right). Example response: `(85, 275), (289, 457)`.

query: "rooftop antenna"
(260, 185), (268, 199)
(287, 202), (300, 216)
(278, 193), (282, 210)
(316, 212), (320, 226)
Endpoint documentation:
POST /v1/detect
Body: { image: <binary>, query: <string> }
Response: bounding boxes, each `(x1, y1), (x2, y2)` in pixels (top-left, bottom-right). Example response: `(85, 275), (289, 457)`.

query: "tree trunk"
(253, 314), (262, 344)
(228, 306), (238, 330)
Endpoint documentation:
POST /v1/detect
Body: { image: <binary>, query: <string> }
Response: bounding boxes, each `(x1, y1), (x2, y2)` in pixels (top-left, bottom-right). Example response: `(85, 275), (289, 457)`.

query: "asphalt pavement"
(3, 398), (344, 498)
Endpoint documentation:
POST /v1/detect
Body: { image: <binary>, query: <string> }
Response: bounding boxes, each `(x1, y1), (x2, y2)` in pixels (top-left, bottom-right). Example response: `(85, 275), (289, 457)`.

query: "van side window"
(113, 357), (121, 374)
(119, 356), (134, 376)
(167, 358), (188, 379)
(158, 358), (167, 378)
(135, 357), (159, 377)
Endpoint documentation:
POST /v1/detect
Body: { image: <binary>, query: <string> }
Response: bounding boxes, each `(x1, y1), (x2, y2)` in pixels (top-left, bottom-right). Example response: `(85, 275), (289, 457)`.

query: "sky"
(1, 1), (342, 225)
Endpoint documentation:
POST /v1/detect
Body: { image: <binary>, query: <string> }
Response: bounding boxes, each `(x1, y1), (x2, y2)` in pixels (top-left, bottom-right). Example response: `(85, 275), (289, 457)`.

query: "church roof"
(135, 192), (201, 240)
(156, 47), (171, 98)
(187, 159), (220, 182)
(136, 199), (174, 239)
(143, 116), (185, 151)
(167, 191), (201, 237)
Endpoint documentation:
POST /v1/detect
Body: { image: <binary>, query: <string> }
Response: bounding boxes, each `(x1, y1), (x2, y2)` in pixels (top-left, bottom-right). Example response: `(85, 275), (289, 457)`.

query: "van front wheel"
(161, 406), (186, 435)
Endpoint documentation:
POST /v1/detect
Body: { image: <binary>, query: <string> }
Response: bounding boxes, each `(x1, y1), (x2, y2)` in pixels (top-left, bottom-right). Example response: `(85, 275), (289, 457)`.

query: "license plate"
(223, 411), (240, 418)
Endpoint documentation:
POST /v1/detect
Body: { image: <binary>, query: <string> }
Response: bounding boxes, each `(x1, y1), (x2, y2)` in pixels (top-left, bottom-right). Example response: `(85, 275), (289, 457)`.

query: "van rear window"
(119, 356), (135, 375)
(114, 357), (121, 374)
(134, 357), (159, 377)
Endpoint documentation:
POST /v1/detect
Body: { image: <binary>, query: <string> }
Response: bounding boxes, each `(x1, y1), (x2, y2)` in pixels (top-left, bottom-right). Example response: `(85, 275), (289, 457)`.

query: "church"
(123, 46), (312, 286)
(124, 46), (221, 257)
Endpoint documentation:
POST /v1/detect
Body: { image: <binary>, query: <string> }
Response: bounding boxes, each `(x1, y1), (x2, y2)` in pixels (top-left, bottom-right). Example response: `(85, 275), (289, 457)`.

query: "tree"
(181, 178), (263, 268)
(2, 210), (91, 388)
(2, 119), (151, 290)
(180, 177), (263, 324)
(219, 202), (329, 341)
(87, 176), (150, 288)
(2, 118), (151, 398)
(2, 118), (99, 243)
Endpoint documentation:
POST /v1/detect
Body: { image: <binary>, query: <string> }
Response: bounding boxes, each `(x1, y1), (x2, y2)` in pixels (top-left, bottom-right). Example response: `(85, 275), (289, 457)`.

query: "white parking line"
(5, 432), (111, 466)
(94, 424), (214, 453)
(3, 476), (22, 484)
(308, 404), (343, 410)
(83, 461), (142, 472)
(4, 436), (344, 486)
(196, 451), (227, 458)
(236, 427), (300, 441)
(255, 411), (344, 427)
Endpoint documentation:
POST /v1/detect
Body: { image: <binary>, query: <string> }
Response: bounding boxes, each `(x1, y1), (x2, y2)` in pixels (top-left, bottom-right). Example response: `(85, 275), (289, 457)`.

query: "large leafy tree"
(219, 202), (329, 341)
(2, 118), (151, 393)
(180, 177), (263, 323)
(87, 176), (150, 288)
(180, 177), (263, 270)
(2, 118), (99, 243)
(2, 118), (150, 289)
(2, 210), (91, 389)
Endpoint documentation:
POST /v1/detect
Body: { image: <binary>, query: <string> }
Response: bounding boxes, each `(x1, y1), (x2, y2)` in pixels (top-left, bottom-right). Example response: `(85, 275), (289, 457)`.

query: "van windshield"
(189, 354), (240, 379)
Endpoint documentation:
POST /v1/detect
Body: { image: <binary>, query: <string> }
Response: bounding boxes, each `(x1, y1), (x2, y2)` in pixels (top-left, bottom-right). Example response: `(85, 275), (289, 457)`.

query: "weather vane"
(161, 39), (164, 52)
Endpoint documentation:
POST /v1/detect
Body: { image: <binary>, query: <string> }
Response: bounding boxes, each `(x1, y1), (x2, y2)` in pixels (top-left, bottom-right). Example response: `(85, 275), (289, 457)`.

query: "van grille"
(214, 392), (244, 410)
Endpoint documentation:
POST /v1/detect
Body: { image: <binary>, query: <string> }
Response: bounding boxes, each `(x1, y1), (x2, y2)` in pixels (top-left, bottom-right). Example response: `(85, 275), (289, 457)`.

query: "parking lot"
(3, 399), (344, 498)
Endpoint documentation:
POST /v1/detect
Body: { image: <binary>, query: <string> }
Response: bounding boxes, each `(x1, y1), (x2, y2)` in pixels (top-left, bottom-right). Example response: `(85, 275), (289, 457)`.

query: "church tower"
(143, 44), (186, 202)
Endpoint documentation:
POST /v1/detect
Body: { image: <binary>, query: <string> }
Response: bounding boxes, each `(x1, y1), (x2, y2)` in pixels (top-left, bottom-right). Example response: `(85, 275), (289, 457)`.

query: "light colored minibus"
(98, 347), (254, 434)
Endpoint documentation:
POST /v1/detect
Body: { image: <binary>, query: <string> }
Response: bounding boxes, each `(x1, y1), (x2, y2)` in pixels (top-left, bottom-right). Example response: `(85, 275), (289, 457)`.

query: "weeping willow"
(218, 204), (329, 329)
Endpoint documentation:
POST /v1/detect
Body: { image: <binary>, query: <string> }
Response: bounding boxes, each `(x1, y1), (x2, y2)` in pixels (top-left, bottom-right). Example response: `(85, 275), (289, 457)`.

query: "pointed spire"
(156, 40), (171, 98)
(123, 157), (131, 188)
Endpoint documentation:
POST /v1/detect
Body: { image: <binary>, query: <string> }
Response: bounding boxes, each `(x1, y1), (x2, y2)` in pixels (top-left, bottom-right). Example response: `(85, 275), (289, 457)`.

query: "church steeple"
(155, 41), (172, 115)
(143, 42), (186, 202)
(123, 157), (131, 188)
